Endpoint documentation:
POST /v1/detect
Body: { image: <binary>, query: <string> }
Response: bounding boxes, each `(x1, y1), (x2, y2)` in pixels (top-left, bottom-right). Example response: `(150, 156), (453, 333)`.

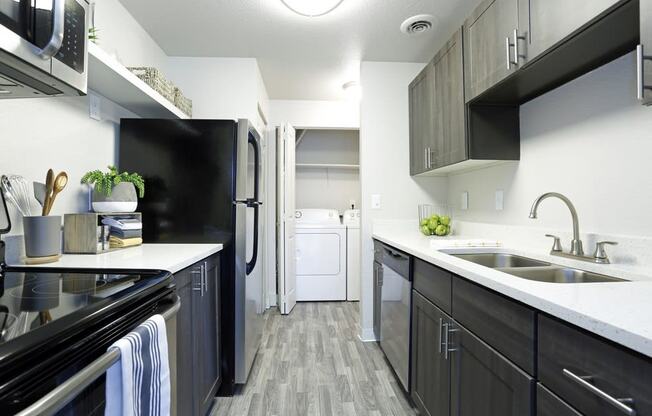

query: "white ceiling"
(118, 0), (480, 100)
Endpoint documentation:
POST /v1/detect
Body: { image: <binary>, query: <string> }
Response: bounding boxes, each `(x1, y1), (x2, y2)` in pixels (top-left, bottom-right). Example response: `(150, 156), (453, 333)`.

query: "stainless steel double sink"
(451, 253), (627, 283)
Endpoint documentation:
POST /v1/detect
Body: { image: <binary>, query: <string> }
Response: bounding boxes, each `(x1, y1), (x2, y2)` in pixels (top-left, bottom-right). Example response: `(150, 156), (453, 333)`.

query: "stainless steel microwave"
(0, 0), (89, 98)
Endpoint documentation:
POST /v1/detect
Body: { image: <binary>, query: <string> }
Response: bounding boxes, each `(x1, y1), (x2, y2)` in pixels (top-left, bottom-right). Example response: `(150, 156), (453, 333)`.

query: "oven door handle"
(34, 0), (66, 59)
(15, 296), (181, 416)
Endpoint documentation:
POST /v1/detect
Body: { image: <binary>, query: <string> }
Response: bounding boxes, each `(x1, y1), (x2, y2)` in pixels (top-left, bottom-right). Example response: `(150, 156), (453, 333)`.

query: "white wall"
(359, 62), (449, 339)
(448, 52), (652, 238)
(296, 130), (360, 213)
(93, 0), (168, 69)
(269, 99), (360, 129)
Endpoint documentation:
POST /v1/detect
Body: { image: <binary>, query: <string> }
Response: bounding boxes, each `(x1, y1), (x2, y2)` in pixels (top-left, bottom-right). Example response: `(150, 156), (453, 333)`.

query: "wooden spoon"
(42, 169), (54, 216)
(44, 172), (68, 216)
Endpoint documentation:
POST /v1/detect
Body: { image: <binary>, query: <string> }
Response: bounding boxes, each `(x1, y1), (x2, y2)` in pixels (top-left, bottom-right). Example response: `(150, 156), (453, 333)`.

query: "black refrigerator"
(119, 118), (264, 395)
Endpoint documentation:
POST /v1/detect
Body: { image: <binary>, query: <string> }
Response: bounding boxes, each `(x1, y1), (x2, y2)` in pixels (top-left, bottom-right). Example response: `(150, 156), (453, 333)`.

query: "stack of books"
(101, 217), (143, 248)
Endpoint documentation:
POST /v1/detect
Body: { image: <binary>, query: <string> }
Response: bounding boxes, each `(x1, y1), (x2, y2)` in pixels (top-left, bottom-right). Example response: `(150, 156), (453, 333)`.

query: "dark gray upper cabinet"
(409, 61), (435, 175)
(640, 0), (652, 105)
(463, 0), (521, 102)
(451, 323), (535, 416)
(521, 0), (620, 60)
(432, 29), (466, 169)
(411, 291), (452, 416)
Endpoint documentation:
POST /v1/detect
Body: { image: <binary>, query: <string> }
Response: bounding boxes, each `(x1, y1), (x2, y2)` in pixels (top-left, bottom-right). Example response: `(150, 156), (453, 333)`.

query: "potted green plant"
(81, 166), (144, 213)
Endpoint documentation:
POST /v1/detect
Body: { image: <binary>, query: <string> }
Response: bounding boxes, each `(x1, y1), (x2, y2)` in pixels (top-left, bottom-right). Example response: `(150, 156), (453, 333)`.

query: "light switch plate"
(89, 93), (101, 121)
(371, 194), (382, 210)
(495, 190), (504, 211)
(461, 191), (469, 210)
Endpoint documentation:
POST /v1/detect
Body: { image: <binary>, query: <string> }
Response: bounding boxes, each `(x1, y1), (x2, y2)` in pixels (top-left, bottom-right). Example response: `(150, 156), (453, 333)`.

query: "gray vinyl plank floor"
(211, 302), (417, 416)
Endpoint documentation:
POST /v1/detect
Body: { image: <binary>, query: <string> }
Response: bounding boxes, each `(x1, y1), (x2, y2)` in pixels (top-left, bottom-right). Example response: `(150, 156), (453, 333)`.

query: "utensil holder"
(23, 216), (61, 257)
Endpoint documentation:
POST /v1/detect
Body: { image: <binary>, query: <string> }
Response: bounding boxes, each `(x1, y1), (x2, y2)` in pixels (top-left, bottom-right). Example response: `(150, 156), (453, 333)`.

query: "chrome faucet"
(529, 192), (584, 255)
(529, 192), (618, 263)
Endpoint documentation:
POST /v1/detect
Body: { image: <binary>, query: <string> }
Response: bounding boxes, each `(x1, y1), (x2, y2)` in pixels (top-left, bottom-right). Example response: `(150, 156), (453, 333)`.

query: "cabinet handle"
(636, 45), (652, 102)
(443, 323), (459, 360)
(424, 147), (428, 169)
(203, 261), (208, 293)
(513, 29), (525, 65)
(505, 36), (512, 70)
(191, 266), (203, 293)
(438, 318), (444, 354)
(562, 369), (637, 416)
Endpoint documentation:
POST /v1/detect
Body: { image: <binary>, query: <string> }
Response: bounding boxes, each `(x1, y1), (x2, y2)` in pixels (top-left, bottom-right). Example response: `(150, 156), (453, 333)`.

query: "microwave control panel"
(55, 0), (86, 74)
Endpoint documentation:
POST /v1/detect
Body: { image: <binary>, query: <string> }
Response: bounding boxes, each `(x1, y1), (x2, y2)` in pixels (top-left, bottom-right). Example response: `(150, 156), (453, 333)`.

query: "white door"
(277, 124), (297, 314)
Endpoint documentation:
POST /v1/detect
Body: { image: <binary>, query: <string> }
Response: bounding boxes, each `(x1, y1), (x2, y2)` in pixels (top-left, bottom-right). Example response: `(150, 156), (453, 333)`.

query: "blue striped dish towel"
(105, 314), (171, 416)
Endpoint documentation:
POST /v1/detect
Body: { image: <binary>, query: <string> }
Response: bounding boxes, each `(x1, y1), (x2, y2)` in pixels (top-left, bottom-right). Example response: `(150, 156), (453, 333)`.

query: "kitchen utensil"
(42, 169), (54, 216)
(44, 172), (68, 216)
(43, 170), (54, 215)
(33, 181), (46, 207)
(8, 175), (34, 216)
(1, 175), (27, 217)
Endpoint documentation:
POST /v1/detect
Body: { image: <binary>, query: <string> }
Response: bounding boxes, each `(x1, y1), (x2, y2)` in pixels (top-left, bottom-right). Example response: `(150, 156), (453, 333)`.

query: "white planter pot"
(92, 182), (138, 213)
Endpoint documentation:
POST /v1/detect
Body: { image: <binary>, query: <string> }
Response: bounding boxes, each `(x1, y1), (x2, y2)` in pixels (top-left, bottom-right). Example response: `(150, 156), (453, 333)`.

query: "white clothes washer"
(295, 209), (347, 301)
(343, 209), (361, 301)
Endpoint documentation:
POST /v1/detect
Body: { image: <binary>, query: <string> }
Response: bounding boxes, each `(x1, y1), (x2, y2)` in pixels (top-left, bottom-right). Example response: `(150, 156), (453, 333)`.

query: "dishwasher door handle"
(16, 296), (181, 416)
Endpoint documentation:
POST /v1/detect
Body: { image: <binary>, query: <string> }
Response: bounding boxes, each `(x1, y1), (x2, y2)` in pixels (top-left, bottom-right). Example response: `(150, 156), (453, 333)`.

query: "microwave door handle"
(34, 0), (65, 59)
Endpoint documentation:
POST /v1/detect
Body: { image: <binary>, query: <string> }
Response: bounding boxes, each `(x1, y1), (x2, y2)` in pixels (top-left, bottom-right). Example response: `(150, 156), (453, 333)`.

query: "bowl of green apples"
(420, 214), (451, 237)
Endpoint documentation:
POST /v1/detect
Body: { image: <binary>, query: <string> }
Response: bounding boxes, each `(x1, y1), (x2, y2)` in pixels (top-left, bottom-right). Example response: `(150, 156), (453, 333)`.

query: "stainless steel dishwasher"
(377, 242), (411, 392)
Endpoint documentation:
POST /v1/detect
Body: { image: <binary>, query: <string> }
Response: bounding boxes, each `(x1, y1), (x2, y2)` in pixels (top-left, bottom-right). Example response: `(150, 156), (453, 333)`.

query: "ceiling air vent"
(400, 14), (435, 35)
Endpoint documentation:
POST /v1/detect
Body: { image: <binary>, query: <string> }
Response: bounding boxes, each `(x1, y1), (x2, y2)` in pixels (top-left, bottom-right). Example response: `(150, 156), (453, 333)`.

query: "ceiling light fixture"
(281, 0), (344, 17)
(342, 81), (361, 101)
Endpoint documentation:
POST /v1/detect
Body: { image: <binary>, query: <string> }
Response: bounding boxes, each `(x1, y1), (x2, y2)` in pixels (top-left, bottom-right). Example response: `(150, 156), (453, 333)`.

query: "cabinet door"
(537, 384), (581, 416)
(432, 28), (467, 169)
(373, 261), (382, 340)
(411, 291), (451, 416)
(176, 268), (196, 416)
(451, 323), (535, 416)
(522, 0), (619, 60)
(196, 258), (221, 415)
(464, 0), (521, 101)
(640, 0), (652, 105)
(409, 62), (435, 175)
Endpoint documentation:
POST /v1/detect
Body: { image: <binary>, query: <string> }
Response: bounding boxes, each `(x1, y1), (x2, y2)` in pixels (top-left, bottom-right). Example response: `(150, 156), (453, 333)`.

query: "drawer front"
(537, 383), (581, 416)
(413, 258), (452, 314)
(539, 315), (652, 416)
(452, 276), (536, 374)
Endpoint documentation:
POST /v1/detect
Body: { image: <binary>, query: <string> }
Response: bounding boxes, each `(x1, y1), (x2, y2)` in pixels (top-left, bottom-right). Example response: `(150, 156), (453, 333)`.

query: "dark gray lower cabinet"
(537, 384), (581, 416)
(451, 324), (535, 416)
(411, 291), (452, 416)
(176, 254), (221, 416)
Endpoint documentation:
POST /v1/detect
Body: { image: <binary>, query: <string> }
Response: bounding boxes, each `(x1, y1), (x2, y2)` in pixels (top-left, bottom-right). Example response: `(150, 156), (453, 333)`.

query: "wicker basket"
(128, 67), (175, 103)
(173, 87), (193, 117)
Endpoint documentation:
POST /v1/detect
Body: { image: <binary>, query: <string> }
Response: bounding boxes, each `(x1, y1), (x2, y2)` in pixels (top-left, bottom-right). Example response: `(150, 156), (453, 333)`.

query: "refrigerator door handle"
(246, 203), (259, 275)
(248, 133), (261, 202)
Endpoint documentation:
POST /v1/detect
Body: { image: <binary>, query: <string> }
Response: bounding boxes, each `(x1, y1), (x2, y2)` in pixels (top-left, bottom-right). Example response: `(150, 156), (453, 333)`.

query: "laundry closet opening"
(276, 127), (361, 315)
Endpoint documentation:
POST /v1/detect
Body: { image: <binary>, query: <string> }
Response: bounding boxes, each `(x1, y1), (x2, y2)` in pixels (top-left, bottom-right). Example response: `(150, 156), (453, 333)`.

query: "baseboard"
(358, 327), (377, 342)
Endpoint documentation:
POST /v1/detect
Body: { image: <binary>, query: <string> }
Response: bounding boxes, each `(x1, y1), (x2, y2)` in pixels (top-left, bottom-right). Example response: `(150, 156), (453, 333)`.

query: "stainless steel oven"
(0, 0), (89, 98)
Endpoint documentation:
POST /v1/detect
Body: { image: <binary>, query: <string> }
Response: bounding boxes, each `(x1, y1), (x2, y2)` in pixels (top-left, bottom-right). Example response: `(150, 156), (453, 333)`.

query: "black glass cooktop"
(0, 268), (171, 348)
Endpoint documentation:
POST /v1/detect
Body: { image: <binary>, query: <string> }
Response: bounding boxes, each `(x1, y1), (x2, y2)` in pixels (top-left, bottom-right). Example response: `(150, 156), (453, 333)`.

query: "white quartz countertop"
(8, 244), (223, 274)
(373, 227), (652, 358)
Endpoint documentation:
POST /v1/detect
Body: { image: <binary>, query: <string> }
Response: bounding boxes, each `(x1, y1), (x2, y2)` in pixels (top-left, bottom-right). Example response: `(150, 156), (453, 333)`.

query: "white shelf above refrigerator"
(295, 163), (360, 170)
(87, 43), (188, 119)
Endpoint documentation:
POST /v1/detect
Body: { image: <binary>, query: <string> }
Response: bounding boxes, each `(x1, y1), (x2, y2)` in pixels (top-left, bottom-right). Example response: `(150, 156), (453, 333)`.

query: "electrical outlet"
(495, 190), (504, 211)
(89, 93), (101, 121)
(461, 191), (469, 210)
(371, 194), (381, 210)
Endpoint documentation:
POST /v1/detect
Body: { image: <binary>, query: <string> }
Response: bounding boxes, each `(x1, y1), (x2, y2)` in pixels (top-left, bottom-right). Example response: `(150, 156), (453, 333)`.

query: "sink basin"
(497, 267), (627, 283)
(452, 253), (550, 268)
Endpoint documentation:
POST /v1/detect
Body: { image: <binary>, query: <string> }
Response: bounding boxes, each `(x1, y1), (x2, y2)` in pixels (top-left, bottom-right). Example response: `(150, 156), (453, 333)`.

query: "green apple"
(420, 219), (429, 227)
(427, 218), (439, 231)
(421, 225), (431, 236)
(440, 215), (451, 226)
(430, 214), (440, 223)
(435, 224), (448, 236)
